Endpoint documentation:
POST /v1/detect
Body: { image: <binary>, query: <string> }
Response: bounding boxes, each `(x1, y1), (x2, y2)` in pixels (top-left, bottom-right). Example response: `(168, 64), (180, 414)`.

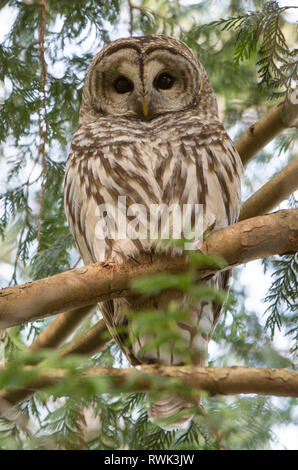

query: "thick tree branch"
(83, 365), (298, 398)
(0, 209), (297, 329)
(5, 314), (109, 408)
(1, 366), (297, 410)
(235, 89), (298, 165)
(0, 318), (109, 409)
(29, 305), (95, 351)
(59, 318), (109, 357)
(239, 157), (298, 221)
(0, 303), (100, 413)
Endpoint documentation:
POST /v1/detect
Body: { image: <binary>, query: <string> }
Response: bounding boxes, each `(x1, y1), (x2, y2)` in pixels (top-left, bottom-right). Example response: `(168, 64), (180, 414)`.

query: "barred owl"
(64, 35), (242, 429)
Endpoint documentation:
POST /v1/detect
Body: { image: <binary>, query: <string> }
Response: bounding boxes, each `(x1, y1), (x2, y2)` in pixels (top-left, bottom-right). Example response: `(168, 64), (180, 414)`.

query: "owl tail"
(147, 394), (198, 430)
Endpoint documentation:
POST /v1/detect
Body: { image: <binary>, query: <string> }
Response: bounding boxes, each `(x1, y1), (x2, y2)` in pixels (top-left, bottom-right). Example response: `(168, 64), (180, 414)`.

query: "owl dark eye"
(113, 76), (134, 94)
(154, 73), (175, 90)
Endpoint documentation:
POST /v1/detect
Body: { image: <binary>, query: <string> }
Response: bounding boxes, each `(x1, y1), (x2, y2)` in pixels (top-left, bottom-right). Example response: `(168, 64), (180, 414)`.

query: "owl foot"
(128, 255), (140, 264)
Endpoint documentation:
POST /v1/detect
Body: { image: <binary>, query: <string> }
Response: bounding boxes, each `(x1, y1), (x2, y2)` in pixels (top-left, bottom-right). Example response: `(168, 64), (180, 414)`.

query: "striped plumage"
(64, 35), (243, 429)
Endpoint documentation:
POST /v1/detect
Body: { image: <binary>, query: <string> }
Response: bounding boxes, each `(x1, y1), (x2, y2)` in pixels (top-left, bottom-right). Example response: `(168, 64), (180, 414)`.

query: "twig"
(199, 406), (228, 450)
(37, 0), (48, 249)
(72, 255), (82, 269)
(128, 2), (184, 35)
(128, 0), (134, 36)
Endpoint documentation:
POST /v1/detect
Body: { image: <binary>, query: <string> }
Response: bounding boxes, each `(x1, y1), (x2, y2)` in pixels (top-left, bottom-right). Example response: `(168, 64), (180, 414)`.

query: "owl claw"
(128, 255), (140, 264)
(203, 219), (217, 239)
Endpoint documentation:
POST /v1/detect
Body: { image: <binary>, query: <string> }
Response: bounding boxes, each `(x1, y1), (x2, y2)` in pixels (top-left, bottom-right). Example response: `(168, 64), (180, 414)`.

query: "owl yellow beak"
(142, 101), (149, 119)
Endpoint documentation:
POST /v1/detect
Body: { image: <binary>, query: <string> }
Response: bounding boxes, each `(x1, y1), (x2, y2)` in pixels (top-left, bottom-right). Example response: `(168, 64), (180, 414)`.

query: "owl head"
(80, 35), (218, 123)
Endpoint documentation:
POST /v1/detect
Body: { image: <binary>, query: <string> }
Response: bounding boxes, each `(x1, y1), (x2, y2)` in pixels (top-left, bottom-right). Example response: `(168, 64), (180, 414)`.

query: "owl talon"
(203, 220), (217, 239)
(128, 255), (140, 264)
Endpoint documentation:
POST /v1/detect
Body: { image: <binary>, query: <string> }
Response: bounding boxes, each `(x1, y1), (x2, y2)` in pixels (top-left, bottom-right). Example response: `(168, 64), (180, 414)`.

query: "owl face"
(83, 36), (205, 121)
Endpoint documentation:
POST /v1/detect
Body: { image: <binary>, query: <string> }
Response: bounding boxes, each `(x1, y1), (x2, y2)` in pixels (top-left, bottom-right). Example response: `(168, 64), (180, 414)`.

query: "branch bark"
(0, 209), (297, 329)
(59, 318), (109, 357)
(84, 365), (298, 398)
(1, 366), (297, 410)
(29, 305), (95, 351)
(239, 157), (298, 221)
(235, 89), (298, 165)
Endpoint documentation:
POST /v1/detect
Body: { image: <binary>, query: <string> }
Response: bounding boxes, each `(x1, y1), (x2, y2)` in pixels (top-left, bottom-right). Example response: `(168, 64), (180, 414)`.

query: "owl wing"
(64, 136), (163, 362)
(65, 156), (140, 362)
(65, 162), (92, 265)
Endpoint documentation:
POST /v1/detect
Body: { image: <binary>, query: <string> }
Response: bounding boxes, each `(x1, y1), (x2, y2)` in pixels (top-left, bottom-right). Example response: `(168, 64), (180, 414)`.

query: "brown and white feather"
(64, 35), (242, 429)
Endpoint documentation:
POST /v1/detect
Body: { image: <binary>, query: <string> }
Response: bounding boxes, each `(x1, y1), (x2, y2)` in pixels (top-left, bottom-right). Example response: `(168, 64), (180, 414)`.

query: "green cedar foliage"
(0, 0), (297, 450)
